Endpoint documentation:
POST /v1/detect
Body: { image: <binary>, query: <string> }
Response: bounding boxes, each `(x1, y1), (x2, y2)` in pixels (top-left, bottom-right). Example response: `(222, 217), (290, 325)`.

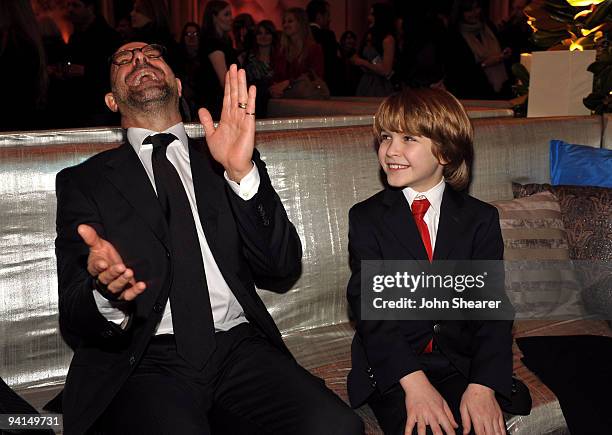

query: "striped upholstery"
(492, 192), (570, 261)
(492, 192), (583, 320)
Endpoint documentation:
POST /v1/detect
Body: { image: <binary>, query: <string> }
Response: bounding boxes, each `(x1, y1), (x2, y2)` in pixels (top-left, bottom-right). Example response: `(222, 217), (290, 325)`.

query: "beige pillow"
(491, 192), (584, 319)
(492, 191), (569, 261)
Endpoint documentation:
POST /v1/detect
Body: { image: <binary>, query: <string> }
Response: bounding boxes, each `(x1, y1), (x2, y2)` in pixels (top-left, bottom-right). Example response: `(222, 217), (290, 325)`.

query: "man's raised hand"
(198, 64), (256, 183)
(78, 224), (146, 301)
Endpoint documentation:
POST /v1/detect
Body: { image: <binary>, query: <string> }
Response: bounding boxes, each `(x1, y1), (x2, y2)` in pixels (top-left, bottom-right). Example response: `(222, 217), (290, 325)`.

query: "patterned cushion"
(512, 183), (612, 263)
(491, 192), (582, 319)
(492, 191), (570, 261)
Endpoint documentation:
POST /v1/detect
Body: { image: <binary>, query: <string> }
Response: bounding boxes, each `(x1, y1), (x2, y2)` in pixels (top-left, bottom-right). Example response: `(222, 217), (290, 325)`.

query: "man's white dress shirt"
(93, 123), (259, 333)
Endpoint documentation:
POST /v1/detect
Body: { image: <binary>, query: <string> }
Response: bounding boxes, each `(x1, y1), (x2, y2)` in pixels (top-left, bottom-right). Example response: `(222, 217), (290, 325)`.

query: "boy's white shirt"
(402, 178), (446, 251)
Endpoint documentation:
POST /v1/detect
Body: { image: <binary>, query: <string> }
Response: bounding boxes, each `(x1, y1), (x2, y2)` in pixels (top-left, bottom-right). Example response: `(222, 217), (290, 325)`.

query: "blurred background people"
(130, 0), (179, 68)
(32, 0), (66, 67)
(0, 0), (48, 131)
(115, 15), (133, 44)
(306, 0), (340, 95)
(198, 0), (236, 120)
(0, 0), (539, 130)
(56, 0), (120, 126)
(233, 12), (256, 65)
(497, 0), (533, 65)
(445, 0), (512, 99)
(177, 22), (202, 120)
(396, 4), (447, 89)
(270, 7), (324, 98)
(337, 30), (362, 96)
(244, 19), (279, 116)
(352, 2), (396, 97)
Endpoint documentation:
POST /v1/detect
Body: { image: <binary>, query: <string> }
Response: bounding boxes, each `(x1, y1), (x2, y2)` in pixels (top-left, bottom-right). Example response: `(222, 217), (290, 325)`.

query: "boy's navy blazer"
(54, 138), (302, 434)
(346, 184), (512, 408)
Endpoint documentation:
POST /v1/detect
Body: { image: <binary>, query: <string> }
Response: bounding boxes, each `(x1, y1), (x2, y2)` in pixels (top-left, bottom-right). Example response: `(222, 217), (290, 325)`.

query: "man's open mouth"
(126, 68), (161, 87)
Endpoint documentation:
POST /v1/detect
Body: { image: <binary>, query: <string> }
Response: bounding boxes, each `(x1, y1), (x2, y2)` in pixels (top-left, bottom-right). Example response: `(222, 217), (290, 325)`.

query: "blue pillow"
(550, 140), (612, 188)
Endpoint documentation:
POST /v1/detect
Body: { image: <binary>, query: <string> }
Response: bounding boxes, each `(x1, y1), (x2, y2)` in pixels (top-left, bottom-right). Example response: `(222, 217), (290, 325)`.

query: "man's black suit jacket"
(55, 138), (302, 434)
(346, 186), (512, 408)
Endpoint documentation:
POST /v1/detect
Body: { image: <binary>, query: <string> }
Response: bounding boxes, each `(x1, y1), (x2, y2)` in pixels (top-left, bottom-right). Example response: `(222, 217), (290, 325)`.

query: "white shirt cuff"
(92, 290), (128, 327)
(224, 162), (260, 200)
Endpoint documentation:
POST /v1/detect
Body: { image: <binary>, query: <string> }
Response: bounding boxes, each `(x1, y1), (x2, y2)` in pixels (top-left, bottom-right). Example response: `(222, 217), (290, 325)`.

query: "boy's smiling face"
(378, 131), (445, 192)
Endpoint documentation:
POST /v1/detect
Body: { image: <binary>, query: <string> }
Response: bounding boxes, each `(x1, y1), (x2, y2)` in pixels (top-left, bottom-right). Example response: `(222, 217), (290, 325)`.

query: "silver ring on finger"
(238, 102), (247, 109)
(246, 111), (255, 116)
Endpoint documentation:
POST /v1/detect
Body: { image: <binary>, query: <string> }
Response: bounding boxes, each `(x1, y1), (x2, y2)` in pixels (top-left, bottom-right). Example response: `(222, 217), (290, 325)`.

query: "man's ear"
(105, 92), (118, 112)
(176, 78), (182, 97)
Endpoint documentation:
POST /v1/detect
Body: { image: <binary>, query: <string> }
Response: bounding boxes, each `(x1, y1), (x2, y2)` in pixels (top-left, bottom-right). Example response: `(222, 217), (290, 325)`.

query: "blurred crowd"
(0, 0), (533, 131)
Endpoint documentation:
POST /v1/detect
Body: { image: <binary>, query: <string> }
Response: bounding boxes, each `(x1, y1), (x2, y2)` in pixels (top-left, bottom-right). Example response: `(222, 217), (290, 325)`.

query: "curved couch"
(1, 113), (611, 434)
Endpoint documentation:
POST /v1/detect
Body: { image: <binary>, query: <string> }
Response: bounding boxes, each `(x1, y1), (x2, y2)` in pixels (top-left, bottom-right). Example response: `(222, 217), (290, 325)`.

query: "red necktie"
(411, 197), (434, 353)
(411, 198), (433, 261)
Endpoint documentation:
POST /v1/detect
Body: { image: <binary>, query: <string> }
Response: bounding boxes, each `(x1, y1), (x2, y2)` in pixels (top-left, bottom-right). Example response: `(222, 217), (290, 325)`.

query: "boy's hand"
(400, 371), (458, 435)
(459, 383), (505, 435)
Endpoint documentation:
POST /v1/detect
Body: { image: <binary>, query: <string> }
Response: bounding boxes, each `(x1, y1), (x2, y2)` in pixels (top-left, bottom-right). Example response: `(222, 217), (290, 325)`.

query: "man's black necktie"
(144, 133), (215, 369)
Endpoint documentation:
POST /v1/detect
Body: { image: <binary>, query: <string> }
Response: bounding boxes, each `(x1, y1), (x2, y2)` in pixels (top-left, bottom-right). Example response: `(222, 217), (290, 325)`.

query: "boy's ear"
(105, 92), (118, 112)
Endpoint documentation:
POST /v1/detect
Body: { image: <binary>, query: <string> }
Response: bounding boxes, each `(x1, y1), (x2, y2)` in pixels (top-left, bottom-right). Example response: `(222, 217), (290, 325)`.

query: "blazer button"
(166, 251), (171, 259)
(368, 373), (375, 379)
(153, 303), (163, 313)
(371, 380), (377, 388)
(129, 355), (136, 365)
(366, 367), (373, 374)
(433, 323), (441, 334)
(102, 329), (115, 338)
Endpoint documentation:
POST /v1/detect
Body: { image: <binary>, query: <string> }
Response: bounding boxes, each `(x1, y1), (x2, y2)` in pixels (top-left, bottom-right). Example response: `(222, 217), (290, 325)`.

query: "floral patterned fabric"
(512, 183), (612, 263)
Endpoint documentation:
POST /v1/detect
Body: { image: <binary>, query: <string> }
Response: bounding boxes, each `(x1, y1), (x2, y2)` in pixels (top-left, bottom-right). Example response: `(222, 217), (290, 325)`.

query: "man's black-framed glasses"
(110, 44), (166, 66)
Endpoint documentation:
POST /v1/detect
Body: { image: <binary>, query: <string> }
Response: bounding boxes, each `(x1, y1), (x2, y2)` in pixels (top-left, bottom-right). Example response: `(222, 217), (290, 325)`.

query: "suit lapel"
(433, 187), (466, 260)
(103, 143), (170, 248)
(382, 189), (430, 260)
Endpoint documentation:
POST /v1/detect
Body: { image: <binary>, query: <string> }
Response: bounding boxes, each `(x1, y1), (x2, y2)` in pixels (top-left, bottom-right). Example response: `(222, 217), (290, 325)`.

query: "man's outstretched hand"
(199, 64), (256, 183)
(78, 224), (146, 301)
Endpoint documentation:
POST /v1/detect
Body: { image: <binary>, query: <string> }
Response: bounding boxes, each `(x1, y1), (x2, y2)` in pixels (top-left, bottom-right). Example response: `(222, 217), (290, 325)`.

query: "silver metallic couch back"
(0, 114), (604, 391)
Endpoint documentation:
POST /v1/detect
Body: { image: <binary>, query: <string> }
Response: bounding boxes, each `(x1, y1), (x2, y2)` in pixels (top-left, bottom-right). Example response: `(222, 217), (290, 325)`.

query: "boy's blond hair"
(374, 88), (474, 191)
